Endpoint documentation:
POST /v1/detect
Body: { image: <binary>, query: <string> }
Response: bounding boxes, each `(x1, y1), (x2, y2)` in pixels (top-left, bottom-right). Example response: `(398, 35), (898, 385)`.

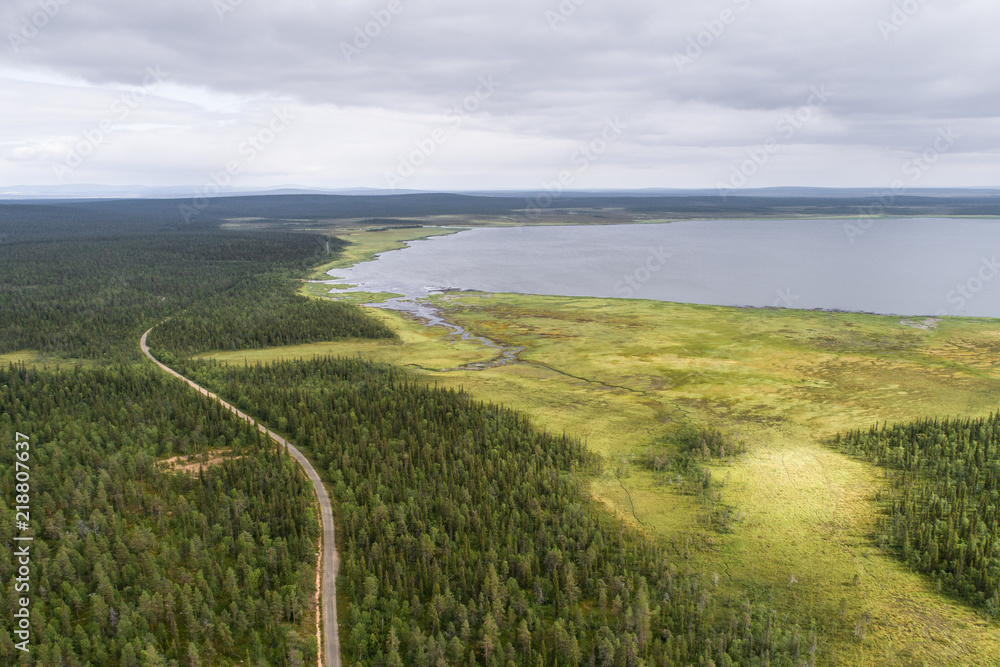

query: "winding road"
(140, 329), (341, 667)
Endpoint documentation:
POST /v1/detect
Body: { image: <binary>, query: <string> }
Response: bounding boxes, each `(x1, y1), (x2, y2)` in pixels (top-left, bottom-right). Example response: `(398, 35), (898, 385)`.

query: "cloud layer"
(2, 0), (998, 190)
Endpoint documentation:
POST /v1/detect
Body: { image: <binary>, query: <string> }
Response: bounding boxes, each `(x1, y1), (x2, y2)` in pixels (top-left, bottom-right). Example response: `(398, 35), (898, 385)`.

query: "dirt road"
(140, 329), (341, 667)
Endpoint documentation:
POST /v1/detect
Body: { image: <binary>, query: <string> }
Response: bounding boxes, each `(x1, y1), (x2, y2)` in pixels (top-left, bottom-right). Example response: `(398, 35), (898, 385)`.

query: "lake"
(324, 219), (1000, 318)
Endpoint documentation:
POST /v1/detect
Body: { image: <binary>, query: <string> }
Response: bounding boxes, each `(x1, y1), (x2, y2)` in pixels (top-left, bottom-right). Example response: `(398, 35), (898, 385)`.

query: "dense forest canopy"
(164, 355), (818, 666)
(837, 414), (1000, 616)
(0, 214), (392, 665)
(0, 228), (392, 361)
(0, 365), (320, 666)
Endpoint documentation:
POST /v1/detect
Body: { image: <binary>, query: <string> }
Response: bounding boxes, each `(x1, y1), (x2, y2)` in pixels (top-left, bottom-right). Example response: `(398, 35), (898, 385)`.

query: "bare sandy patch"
(156, 449), (241, 475)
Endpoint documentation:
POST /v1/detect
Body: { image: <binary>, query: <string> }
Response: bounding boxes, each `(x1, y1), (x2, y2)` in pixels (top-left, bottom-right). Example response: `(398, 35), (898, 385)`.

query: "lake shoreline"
(316, 217), (1000, 319)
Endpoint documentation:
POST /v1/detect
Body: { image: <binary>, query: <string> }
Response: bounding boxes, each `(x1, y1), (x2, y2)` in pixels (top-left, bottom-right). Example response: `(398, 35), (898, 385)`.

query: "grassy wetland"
(205, 224), (1000, 665)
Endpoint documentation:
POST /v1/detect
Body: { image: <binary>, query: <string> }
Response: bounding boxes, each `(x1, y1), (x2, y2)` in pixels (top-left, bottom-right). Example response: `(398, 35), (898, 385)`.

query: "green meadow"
(0, 349), (96, 369)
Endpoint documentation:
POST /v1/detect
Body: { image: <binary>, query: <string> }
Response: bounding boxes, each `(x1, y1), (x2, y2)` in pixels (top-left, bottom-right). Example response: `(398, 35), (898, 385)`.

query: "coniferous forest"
(1, 208), (816, 665)
(0, 365), (319, 665)
(0, 214), (393, 665)
(837, 414), (1000, 616)
(162, 356), (816, 666)
(0, 227), (392, 361)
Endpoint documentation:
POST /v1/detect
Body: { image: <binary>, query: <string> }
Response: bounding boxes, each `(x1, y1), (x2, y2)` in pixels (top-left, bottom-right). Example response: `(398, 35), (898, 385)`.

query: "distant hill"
(2, 191), (998, 241)
(5, 184), (1000, 200)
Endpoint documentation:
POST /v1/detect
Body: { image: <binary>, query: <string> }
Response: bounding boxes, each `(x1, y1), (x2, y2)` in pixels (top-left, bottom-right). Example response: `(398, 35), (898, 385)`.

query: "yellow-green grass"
(202, 293), (1000, 665)
(0, 349), (95, 370)
(301, 281), (403, 305)
(306, 226), (464, 280)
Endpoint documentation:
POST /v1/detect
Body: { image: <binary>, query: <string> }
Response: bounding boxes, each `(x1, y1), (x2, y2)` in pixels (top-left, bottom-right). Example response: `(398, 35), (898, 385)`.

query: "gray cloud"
(1, 0), (998, 188)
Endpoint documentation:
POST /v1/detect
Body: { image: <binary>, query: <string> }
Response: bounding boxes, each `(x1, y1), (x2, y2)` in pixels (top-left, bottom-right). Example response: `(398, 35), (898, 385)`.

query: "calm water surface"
(325, 219), (1000, 318)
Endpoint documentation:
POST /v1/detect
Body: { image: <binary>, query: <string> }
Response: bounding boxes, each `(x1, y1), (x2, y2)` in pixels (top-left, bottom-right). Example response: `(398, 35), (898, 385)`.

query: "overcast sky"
(1, 0), (998, 192)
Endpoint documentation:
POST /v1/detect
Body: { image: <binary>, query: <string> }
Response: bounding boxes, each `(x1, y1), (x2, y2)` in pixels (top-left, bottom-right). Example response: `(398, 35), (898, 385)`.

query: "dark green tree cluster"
(0, 230), (390, 361)
(146, 272), (393, 356)
(356, 219), (424, 231)
(671, 426), (748, 461)
(638, 426), (746, 534)
(174, 355), (815, 666)
(836, 414), (1000, 615)
(0, 364), (319, 666)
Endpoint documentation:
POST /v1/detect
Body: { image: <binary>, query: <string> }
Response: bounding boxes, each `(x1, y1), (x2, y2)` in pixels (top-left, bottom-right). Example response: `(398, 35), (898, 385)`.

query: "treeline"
(836, 413), (1000, 615)
(146, 272), (394, 356)
(7, 193), (1000, 235)
(172, 355), (815, 666)
(0, 230), (391, 361)
(358, 219), (423, 230)
(0, 364), (319, 666)
(0, 202), (208, 241)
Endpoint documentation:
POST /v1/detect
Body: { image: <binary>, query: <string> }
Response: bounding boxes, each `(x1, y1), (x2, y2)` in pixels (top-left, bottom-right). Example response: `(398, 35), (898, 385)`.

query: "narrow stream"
(360, 293), (522, 370)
